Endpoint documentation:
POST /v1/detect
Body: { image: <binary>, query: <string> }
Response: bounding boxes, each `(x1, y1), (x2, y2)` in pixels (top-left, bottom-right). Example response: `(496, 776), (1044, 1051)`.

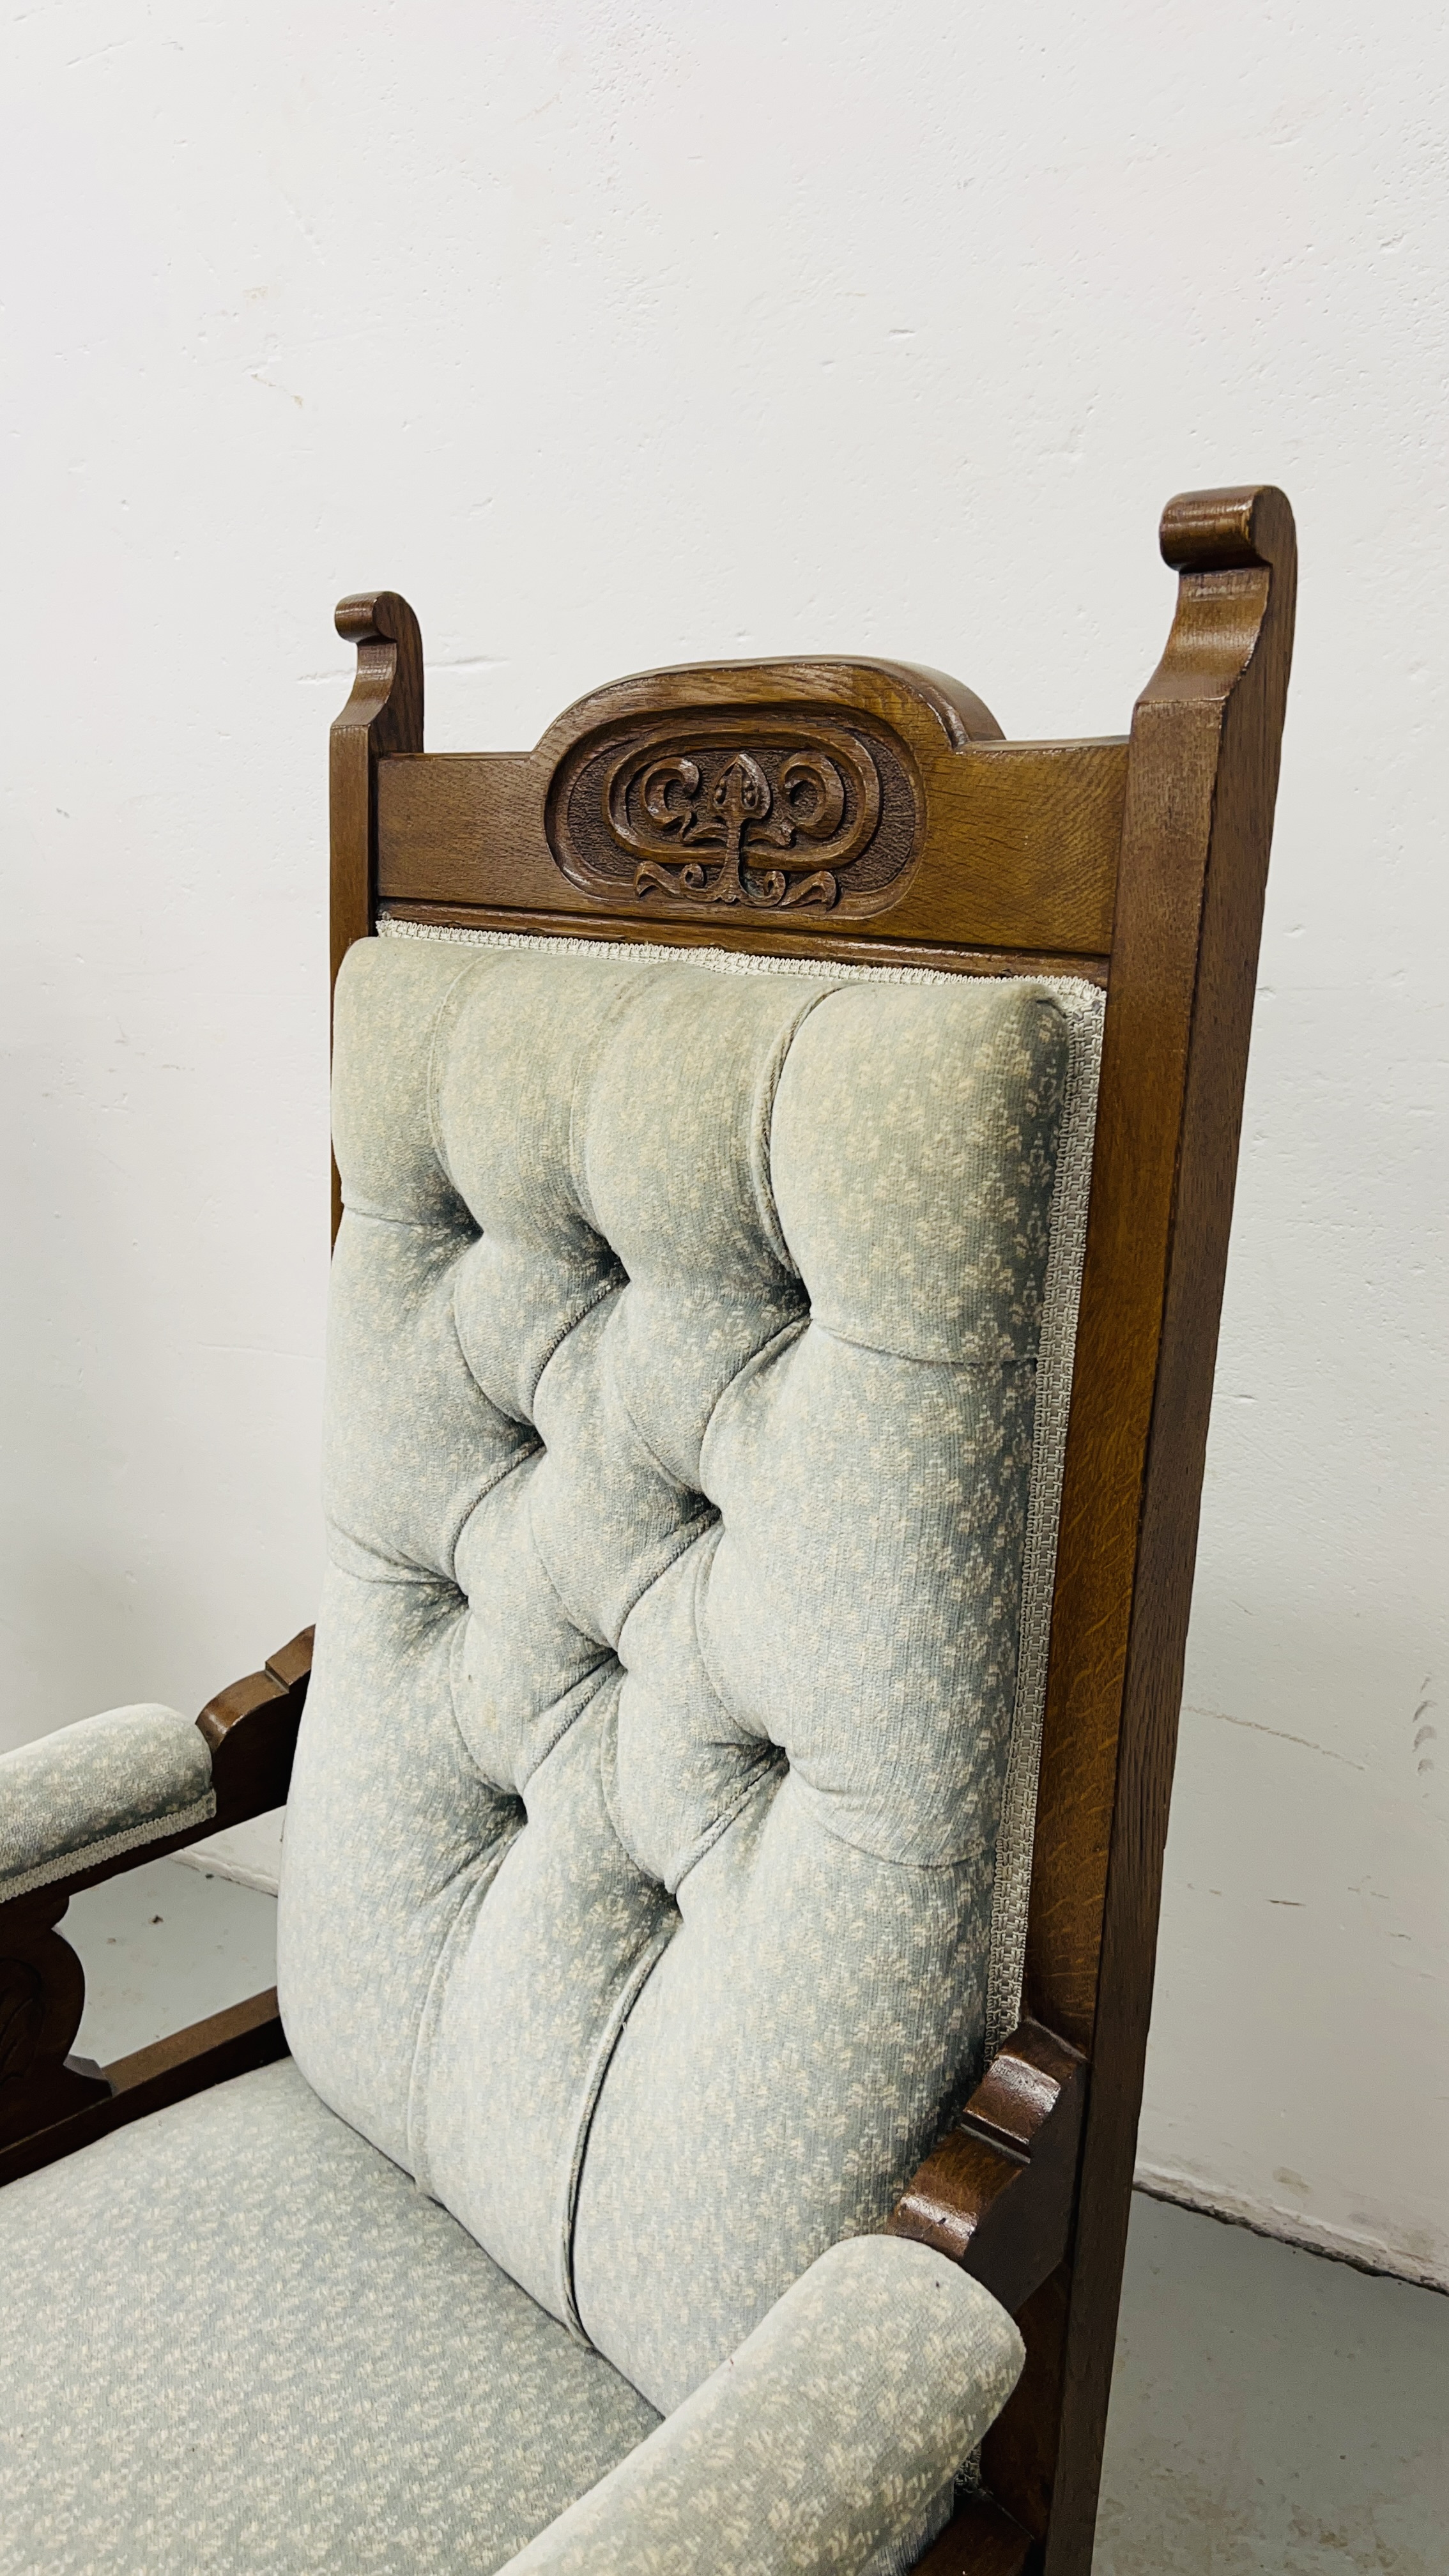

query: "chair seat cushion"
(0, 2059), (659, 2576)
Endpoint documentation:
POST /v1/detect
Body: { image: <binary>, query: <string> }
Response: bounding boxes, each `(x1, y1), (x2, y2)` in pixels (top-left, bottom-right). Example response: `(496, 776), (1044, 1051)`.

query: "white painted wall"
(4, 3), (1445, 2284)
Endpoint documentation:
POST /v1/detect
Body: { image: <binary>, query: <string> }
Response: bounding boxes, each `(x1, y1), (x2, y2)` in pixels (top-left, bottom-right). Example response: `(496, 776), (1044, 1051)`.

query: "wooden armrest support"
(198, 1625), (314, 1835)
(892, 2028), (1088, 2570)
(887, 2021), (1088, 2319)
(913, 2492), (1038, 2576)
(0, 1987), (287, 2188)
(0, 1629), (311, 2174)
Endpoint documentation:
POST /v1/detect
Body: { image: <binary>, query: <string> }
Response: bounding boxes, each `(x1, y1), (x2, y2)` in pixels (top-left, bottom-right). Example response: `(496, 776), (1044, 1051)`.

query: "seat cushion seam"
(686, 1524), (774, 1758)
(335, 1204), (479, 1239)
(525, 1478), (616, 1649)
(668, 1754), (785, 1898)
(514, 1658), (621, 1803)
(808, 1319), (1045, 1372)
(527, 1273), (625, 1415)
(752, 981), (847, 1268)
(558, 1910), (677, 2347)
(790, 1772), (988, 1873)
(323, 1531), (461, 1589)
(695, 1311), (809, 1480)
(404, 1839), (519, 2193)
(611, 1507), (719, 1642)
(424, 953), (499, 1199)
(608, 1331), (714, 1495)
(567, 962), (663, 1233)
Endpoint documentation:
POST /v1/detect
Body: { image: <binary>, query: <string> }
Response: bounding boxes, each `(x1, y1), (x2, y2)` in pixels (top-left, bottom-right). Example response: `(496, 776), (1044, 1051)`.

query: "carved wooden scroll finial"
(1139, 484), (1297, 717)
(330, 590), (424, 986)
(888, 2019), (1087, 2316)
(330, 589), (424, 1237)
(1159, 482), (1294, 573)
(334, 590), (425, 722)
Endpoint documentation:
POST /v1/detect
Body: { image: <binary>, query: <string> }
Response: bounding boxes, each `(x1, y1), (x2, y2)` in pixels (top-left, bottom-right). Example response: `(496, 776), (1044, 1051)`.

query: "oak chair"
(0, 485), (1296, 2576)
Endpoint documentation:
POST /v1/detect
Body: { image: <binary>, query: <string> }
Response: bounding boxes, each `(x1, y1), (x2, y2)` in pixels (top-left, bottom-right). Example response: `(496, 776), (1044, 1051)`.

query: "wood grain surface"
(330, 590), (423, 1235)
(888, 2020), (1087, 2318)
(324, 487), (1295, 2574)
(916, 2493), (1038, 2576)
(0, 1987), (288, 2188)
(374, 732), (1127, 960)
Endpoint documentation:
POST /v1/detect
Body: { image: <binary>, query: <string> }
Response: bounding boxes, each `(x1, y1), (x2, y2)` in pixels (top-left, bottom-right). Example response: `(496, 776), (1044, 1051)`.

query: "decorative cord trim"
(379, 916), (1105, 2065)
(379, 913), (1101, 1006)
(0, 1791), (218, 1904)
(984, 982), (1104, 2055)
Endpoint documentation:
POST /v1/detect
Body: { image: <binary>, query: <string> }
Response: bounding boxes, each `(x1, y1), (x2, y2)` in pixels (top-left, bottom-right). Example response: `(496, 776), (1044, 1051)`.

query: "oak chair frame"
(0, 485), (1296, 2576)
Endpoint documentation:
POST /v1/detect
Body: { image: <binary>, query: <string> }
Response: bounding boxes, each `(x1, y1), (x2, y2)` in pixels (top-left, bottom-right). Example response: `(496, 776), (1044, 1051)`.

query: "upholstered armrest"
(0, 1629), (312, 2179)
(500, 2236), (1024, 2576)
(0, 1705), (215, 1903)
(0, 1626), (312, 1917)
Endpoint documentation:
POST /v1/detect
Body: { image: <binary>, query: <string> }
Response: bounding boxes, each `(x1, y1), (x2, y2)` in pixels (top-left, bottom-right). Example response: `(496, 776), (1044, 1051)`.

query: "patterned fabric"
(500, 2235), (1025, 2576)
(280, 935), (1071, 2412)
(0, 1702), (213, 1900)
(376, 921), (1107, 2067)
(0, 2060), (660, 2575)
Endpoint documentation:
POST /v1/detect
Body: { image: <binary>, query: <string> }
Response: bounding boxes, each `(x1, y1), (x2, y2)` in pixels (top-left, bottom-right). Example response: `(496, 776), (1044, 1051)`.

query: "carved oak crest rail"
(361, 650), (1129, 976)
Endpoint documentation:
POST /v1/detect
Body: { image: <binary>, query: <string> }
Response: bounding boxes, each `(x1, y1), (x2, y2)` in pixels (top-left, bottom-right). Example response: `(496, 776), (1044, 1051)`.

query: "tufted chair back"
(278, 926), (1100, 2414)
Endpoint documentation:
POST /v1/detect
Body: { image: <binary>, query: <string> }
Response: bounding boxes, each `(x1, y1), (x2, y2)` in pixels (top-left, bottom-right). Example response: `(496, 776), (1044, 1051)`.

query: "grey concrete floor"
(1097, 2194), (1447, 2573)
(67, 1848), (279, 2063)
(62, 1863), (1449, 2572)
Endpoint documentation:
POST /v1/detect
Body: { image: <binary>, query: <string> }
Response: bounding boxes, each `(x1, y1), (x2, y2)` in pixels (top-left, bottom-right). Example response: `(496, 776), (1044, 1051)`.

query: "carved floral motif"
(606, 741), (877, 909)
(546, 710), (919, 914)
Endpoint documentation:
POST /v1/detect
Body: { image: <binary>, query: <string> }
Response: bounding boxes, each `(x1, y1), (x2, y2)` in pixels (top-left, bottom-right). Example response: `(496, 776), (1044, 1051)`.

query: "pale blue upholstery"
(0, 2060), (1022, 2576)
(280, 937), (1071, 2411)
(500, 2235), (1023, 2576)
(1, 928), (1098, 2572)
(0, 2060), (659, 2575)
(0, 1700), (213, 1899)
